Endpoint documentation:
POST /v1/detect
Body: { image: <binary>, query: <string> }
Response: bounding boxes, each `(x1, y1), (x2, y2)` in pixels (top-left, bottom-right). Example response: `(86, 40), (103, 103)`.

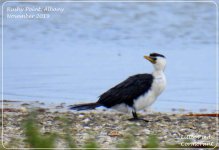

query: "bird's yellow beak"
(144, 55), (156, 64)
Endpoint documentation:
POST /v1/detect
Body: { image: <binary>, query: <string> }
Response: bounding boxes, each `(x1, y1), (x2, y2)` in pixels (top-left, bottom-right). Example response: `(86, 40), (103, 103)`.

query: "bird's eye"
(152, 57), (157, 61)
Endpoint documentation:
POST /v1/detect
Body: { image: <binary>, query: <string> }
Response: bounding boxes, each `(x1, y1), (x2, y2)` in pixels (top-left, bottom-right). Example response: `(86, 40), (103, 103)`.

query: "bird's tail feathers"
(69, 102), (101, 111)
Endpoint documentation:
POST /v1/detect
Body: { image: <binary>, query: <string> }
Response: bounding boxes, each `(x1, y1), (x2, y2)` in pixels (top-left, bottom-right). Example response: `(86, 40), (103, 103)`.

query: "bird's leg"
(132, 111), (138, 119)
(128, 110), (149, 122)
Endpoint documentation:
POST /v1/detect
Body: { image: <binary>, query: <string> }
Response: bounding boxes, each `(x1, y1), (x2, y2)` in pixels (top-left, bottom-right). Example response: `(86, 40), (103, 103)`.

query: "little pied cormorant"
(70, 53), (166, 121)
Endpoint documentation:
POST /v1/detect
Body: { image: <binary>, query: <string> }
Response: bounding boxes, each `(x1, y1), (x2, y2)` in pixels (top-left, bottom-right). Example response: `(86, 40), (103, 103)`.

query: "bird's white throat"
(152, 70), (166, 81)
(152, 70), (166, 96)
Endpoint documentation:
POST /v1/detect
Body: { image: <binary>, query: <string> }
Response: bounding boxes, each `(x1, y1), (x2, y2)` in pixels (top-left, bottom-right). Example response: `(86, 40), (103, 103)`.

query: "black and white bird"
(70, 53), (166, 121)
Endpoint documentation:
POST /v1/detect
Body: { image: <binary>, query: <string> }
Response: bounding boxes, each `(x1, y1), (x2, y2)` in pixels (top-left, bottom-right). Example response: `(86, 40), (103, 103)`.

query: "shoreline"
(2, 99), (217, 114)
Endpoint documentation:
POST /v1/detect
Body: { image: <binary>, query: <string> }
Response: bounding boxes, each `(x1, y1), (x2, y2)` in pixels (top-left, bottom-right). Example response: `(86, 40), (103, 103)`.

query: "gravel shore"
(1, 101), (218, 149)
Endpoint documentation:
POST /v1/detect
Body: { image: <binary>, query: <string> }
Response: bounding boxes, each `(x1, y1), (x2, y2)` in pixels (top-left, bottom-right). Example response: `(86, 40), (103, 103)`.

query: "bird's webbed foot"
(128, 117), (149, 122)
(127, 110), (149, 122)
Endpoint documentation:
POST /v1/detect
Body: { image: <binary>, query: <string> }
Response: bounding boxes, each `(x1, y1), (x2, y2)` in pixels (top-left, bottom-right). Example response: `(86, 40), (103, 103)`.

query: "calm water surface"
(2, 2), (217, 112)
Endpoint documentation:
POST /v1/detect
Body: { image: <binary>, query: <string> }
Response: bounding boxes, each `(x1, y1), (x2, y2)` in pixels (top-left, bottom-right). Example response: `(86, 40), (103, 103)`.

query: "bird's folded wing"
(98, 74), (154, 107)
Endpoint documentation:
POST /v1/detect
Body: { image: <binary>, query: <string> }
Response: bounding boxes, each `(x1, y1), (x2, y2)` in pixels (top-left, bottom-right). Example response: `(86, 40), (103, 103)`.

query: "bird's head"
(144, 53), (166, 71)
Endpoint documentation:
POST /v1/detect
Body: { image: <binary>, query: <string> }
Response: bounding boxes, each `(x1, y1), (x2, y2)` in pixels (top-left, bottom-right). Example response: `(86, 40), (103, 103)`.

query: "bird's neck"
(152, 69), (165, 79)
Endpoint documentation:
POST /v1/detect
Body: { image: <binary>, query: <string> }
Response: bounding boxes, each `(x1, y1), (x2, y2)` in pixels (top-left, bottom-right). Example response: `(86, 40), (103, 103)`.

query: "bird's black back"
(98, 74), (154, 108)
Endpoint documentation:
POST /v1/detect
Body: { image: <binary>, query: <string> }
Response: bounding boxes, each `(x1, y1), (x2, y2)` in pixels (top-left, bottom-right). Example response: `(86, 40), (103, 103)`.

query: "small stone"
(78, 114), (84, 118)
(20, 107), (27, 113)
(83, 118), (90, 123)
(55, 105), (64, 109)
(142, 129), (151, 135)
(99, 131), (108, 136)
(84, 126), (90, 129)
(21, 103), (29, 106)
(108, 130), (120, 137)
(136, 122), (141, 126)
(162, 116), (171, 122)
(37, 108), (46, 113)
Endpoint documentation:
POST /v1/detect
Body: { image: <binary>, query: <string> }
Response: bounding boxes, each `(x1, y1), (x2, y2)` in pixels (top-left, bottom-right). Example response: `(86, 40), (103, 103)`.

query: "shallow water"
(1, 2), (217, 112)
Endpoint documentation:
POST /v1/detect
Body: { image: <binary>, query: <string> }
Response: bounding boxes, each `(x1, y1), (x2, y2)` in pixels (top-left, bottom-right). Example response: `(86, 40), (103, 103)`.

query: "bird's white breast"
(133, 71), (166, 111)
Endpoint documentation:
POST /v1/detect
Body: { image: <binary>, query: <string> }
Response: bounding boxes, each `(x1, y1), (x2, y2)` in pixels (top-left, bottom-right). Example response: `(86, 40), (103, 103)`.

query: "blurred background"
(1, 1), (217, 112)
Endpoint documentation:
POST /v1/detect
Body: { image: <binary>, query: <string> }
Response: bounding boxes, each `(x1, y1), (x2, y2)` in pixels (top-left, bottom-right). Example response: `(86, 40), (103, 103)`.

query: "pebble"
(2, 103), (217, 148)
(108, 131), (120, 137)
(78, 114), (84, 118)
(20, 107), (27, 113)
(21, 103), (30, 106)
(142, 129), (151, 135)
(83, 118), (90, 123)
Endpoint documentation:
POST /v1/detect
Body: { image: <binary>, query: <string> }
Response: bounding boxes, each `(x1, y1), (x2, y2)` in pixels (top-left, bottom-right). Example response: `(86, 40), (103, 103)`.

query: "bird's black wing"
(98, 74), (154, 108)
